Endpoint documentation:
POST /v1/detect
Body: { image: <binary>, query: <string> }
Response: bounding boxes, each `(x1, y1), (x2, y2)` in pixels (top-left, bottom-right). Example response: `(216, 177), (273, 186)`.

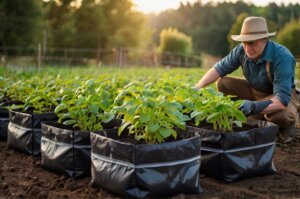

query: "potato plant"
(55, 79), (116, 131)
(113, 82), (190, 143)
(23, 77), (64, 113)
(0, 67), (248, 138)
(190, 87), (246, 132)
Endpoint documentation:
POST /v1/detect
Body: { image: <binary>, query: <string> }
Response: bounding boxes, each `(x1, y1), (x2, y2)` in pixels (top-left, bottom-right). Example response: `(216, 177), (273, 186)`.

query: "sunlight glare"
(132, 0), (300, 14)
(132, 0), (197, 14)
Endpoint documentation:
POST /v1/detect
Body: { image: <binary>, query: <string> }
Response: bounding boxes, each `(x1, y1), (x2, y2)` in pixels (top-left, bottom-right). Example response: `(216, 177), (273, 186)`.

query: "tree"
(227, 13), (248, 50)
(0, 0), (42, 50)
(43, 0), (76, 48)
(150, 1), (252, 57)
(100, 0), (150, 49)
(73, 0), (150, 49)
(276, 20), (300, 56)
(74, 0), (106, 49)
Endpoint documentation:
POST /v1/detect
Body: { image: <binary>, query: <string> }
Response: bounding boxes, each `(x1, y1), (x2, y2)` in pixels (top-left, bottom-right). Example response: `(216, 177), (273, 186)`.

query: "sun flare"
(132, 0), (300, 14)
(132, 0), (197, 14)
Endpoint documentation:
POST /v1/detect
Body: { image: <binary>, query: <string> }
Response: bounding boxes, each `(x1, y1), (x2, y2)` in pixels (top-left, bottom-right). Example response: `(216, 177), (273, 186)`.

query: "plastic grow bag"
(7, 110), (57, 156)
(0, 108), (9, 139)
(195, 119), (278, 182)
(90, 126), (202, 198)
(41, 120), (121, 179)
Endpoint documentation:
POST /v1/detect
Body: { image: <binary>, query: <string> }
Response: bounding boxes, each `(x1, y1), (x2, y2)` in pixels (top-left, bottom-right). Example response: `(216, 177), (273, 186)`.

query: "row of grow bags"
(4, 109), (278, 197)
(41, 119), (122, 178)
(7, 110), (57, 156)
(0, 108), (9, 139)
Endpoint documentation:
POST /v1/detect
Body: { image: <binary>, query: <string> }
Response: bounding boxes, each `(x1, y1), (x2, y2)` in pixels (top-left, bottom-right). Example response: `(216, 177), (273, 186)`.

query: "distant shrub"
(158, 28), (193, 56)
(227, 13), (248, 50)
(276, 21), (300, 56)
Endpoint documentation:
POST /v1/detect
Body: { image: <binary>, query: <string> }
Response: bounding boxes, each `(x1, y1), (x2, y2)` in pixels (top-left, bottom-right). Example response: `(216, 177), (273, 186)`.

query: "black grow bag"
(41, 120), (121, 179)
(0, 108), (9, 139)
(90, 126), (202, 198)
(7, 110), (57, 156)
(194, 119), (278, 182)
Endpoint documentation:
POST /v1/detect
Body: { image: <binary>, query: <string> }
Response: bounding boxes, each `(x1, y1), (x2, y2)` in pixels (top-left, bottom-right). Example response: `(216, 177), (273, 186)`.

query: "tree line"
(0, 0), (299, 58)
(149, 0), (300, 56)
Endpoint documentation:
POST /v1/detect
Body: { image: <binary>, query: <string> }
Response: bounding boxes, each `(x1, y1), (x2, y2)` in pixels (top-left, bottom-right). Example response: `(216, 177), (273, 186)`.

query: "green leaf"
(89, 104), (99, 114)
(174, 121), (186, 130)
(181, 114), (191, 122)
(233, 120), (243, 128)
(170, 101), (182, 109)
(101, 112), (115, 123)
(148, 123), (160, 132)
(163, 86), (174, 94)
(233, 110), (247, 122)
(86, 79), (95, 87)
(140, 114), (150, 123)
(171, 128), (177, 139)
(190, 111), (202, 118)
(183, 101), (194, 110)
(63, 120), (76, 126)
(142, 89), (154, 97)
(118, 121), (131, 136)
(113, 106), (126, 113)
(159, 128), (172, 138)
(127, 105), (138, 116)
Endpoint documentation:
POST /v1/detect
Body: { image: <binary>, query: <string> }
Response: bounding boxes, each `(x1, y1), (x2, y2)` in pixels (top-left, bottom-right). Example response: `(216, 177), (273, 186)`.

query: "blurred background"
(0, 0), (299, 68)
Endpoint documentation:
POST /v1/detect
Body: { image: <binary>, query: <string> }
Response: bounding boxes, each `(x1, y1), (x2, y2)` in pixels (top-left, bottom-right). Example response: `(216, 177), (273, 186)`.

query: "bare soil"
(0, 130), (299, 199)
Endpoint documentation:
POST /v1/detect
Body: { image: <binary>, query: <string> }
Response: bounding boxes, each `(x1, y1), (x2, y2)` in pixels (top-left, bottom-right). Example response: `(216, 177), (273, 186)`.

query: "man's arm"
(261, 96), (286, 114)
(193, 67), (220, 90)
(239, 96), (287, 116)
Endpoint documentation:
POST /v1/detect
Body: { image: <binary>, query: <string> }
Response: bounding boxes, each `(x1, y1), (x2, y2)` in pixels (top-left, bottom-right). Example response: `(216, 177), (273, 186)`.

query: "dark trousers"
(216, 77), (298, 128)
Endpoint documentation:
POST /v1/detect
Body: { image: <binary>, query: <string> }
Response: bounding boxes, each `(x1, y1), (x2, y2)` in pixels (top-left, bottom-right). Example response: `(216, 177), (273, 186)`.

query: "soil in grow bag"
(0, 108), (9, 139)
(7, 110), (57, 156)
(90, 126), (202, 198)
(190, 119), (278, 182)
(41, 119), (121, 179)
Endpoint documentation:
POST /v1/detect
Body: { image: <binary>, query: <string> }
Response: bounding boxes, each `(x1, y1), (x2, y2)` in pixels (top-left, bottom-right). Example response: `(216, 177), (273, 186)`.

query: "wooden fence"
(0, 45), (202, 68)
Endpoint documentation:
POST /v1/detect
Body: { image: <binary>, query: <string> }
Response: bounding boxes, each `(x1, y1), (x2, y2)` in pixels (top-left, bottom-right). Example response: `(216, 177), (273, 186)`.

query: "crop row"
(0, 68), (245, 143)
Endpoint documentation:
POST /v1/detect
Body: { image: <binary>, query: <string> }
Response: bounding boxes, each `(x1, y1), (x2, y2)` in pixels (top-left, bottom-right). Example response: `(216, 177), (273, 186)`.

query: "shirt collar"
(260, 40), (273, 62)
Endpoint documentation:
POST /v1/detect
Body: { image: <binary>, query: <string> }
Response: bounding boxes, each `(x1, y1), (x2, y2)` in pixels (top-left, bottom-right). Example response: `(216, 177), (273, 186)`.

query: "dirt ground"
(0, 130), (299, 199)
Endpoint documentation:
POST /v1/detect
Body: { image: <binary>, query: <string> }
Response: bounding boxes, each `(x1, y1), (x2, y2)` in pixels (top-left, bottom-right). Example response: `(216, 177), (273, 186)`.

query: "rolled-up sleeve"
(214, 44), (242, 77)
(273, 58), (295, 106)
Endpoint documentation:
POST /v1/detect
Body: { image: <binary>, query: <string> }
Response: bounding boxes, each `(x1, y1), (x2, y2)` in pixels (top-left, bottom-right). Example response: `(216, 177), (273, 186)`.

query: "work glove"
(191, 86), (200, 91)
(239, 100), (272, 116)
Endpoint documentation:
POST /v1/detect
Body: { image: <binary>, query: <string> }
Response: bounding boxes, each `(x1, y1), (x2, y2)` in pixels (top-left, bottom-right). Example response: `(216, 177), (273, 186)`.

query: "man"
(193, 16), (298, 143)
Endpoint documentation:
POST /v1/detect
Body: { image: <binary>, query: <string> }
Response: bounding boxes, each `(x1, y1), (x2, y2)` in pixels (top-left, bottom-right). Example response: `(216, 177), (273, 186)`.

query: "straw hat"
(231, 16), (276, 42)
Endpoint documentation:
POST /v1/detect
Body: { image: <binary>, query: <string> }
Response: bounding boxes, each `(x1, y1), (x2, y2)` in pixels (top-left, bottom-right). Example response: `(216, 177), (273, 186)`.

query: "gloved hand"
(239, 100), (272, 116)
(191, 86), (200, 91)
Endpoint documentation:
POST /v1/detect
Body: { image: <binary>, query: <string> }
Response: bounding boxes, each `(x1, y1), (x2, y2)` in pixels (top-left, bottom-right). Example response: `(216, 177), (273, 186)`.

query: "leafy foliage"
(227, 13), (248, 50)
(113, 82), (190, 143)
(158, 28), (193, 55)
(0, 67), (248, 142)
(0, 0), (43, 48)
(55, 79), (116, 131)
(276, 21), (300, 56)
(190, 87), (246, 132)
(150, 2), (300, 57)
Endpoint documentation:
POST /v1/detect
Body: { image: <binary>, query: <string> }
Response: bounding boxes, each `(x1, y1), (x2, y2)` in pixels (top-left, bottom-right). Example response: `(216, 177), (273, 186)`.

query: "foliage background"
(0, 0), (300, 58)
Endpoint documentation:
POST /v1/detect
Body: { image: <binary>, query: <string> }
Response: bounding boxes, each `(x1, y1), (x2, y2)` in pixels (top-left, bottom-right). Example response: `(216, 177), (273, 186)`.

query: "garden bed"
(0, 130), (299, 198)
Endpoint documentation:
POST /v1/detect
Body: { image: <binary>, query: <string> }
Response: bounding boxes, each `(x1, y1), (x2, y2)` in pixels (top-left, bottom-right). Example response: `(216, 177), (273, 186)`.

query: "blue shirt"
(214, 40), (296, 106)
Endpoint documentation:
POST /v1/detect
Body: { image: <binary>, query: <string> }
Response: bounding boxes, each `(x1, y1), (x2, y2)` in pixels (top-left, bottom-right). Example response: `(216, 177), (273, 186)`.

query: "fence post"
(117, 48), (125, 67)
(37, 43), (42, 70)
(43, 29), (47, 61)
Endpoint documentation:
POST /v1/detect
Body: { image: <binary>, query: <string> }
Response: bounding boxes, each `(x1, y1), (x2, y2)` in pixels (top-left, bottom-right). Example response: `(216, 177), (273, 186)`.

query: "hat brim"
(231, 32), (276, 42)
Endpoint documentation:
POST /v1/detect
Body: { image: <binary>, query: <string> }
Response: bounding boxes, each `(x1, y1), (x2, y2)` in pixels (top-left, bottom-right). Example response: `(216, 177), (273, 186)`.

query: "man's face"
(242, 39), (267, 62)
